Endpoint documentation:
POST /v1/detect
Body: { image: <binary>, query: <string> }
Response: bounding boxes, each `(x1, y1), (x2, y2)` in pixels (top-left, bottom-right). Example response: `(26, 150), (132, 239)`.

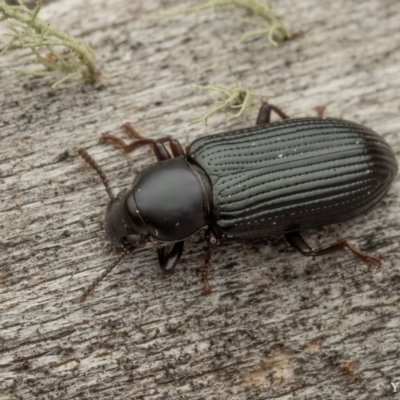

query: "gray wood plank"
(1, 0), (399, 398)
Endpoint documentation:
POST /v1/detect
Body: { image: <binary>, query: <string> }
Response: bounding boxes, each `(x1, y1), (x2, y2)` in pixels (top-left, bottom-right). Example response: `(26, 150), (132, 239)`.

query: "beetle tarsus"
(339, 240), (382, 266)
(285, 232), (382, 267)
(200, 248), (212, 295)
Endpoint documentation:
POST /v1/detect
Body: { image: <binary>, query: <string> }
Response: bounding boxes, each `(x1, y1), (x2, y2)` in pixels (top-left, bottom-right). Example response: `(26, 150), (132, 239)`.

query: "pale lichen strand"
(190, 84), (272, 125)
(164, 0), (291, 46)
(0, 0), (97, 87)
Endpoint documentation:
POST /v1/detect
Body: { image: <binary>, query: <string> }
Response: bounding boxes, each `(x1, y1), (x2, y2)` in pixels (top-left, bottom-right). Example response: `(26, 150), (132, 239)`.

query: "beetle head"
(104, 188), (148, 248)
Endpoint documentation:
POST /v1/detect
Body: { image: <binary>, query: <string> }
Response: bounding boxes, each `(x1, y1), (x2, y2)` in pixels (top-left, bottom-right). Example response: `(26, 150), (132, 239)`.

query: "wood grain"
(1, 0), (399, 399)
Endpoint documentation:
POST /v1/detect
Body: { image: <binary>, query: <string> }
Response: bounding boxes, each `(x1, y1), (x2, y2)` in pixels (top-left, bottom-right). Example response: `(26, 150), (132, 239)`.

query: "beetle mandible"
(78, 103), (398, 301)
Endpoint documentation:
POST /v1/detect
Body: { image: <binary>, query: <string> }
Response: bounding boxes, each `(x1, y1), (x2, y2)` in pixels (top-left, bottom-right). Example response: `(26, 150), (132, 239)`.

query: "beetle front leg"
(101, 133), (172, 161)
(122, 122), (186, 157)
(200, 248), (212, 295)
(100, 122), (185, 160)
(199, 228), (220, 295)
(285, 232), (382, 266)
(122, 123), (186, 158)
(158, 241), (184, 274)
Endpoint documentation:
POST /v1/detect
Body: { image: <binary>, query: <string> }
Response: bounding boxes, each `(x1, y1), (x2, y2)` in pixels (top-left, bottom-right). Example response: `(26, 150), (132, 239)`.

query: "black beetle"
(78, 103), (398, 301)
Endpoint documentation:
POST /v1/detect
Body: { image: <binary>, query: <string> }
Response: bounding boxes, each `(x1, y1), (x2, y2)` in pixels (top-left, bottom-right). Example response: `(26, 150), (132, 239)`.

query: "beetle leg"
(200, 228), (220, 295)
(122, 122), (186, 157)
(168, 140), (186, 157)
(200, 248), (212, 295)
(285, 232), (382, 266)
(101, 133), (172, 161)
(256, 103), (290, 125)
(314, 105), (326, 118)
(206, 227), (220, 249)
(158, 241), (184, 274)
(101, 124), (186, 160)
(121, 122), (144, 140)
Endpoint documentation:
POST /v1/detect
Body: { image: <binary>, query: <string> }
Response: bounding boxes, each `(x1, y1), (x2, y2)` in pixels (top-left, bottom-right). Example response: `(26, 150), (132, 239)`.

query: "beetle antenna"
(78, 148), (115, 200)
(79, 249), (128, 302)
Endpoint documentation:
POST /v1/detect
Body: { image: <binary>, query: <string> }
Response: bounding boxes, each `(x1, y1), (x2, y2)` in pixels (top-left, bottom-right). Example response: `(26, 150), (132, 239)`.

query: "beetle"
(78, 103), (398, 301)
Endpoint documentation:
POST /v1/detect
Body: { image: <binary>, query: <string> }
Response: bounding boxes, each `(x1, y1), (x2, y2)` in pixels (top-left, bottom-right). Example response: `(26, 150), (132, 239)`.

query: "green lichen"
(165, 0), (290, 46)
(0, 0), (97, 87)
(191, 83), (272, 124)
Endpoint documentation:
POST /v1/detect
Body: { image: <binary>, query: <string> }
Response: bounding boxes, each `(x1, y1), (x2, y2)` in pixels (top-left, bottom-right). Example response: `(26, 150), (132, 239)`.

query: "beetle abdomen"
(188, 118), (398, 237)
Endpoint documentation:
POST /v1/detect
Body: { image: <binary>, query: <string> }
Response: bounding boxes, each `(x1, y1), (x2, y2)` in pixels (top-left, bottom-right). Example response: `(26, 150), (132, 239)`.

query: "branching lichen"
(0, 0), (97, 87)
(190, 83), (273, 125)
(165, 0), (290, 46)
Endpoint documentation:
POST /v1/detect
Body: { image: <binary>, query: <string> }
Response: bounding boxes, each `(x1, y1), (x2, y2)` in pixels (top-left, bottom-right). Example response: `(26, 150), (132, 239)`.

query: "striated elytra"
(189, 117), (397, 236)
(78, 103), (397, 301)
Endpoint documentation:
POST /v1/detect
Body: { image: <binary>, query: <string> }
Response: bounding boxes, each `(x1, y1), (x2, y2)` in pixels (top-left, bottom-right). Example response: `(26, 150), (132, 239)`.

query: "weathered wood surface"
(1, 0), (400, 399)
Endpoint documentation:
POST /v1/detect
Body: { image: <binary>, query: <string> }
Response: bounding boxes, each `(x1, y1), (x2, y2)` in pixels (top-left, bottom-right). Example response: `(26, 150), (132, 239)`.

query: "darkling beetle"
(78, 103), (398, 301)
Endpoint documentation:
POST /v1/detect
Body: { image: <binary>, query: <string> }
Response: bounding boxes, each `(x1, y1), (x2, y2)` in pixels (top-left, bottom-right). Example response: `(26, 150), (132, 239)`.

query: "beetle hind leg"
(256, 103), (326, 125)
(256, 103), (290, 125)
(285, 232), (382, 266)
